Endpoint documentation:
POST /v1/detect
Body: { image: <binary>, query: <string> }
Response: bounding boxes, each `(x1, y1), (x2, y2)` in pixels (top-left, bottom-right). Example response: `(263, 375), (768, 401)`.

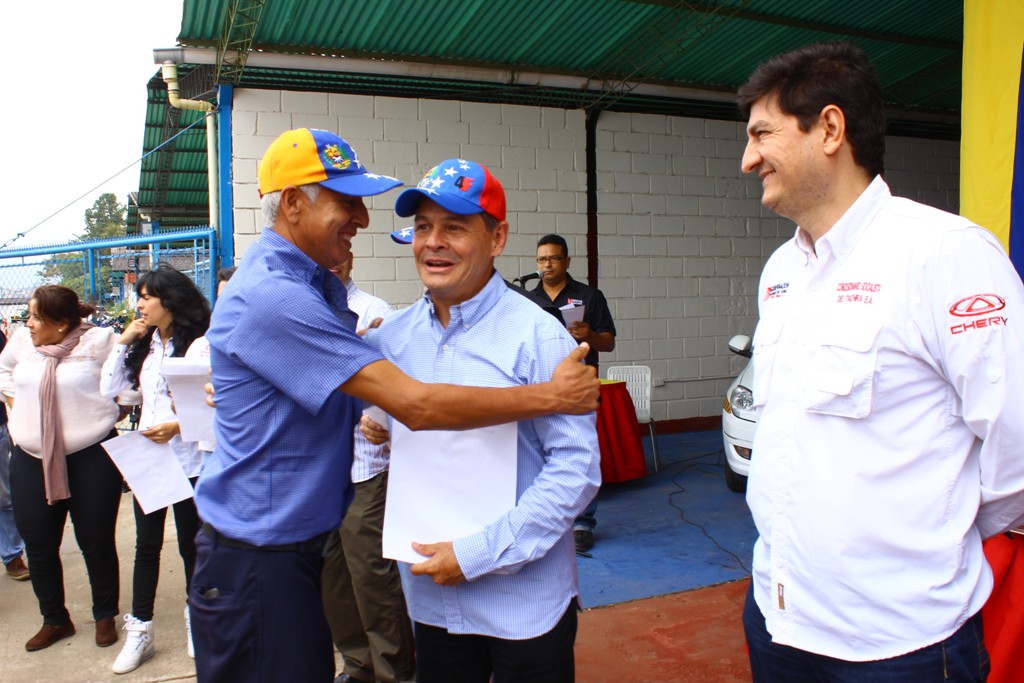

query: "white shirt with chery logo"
(748, 176), (1024, 661)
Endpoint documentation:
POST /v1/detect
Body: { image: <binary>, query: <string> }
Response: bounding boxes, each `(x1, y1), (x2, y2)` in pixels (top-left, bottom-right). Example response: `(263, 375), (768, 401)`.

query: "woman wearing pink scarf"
(0, 286), (125, 651)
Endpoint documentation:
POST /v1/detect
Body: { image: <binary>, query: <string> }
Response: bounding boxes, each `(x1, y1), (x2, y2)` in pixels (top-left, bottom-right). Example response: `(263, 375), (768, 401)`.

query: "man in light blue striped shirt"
(364, 158), (600, 683)
(322, 254), (415, 683)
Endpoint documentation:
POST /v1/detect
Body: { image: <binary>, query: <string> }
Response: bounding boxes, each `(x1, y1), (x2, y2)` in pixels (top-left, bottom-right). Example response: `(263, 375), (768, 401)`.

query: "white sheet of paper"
(363, 405), (388, 427)
(101, 431), (194, 514)
(383, 421), (517, 564)
(159, 358), (215, 443)
(560, 303), (585, 328)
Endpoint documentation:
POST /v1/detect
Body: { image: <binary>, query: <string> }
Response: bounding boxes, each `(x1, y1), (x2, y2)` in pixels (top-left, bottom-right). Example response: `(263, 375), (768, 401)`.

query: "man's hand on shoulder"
(410, 541), (466, 585)
(550, 343), (599, 414)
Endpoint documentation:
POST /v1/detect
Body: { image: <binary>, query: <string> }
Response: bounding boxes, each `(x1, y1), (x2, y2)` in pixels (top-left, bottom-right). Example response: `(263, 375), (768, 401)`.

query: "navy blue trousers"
(743, 582), (990, 682)
(189, 528), (334, 683)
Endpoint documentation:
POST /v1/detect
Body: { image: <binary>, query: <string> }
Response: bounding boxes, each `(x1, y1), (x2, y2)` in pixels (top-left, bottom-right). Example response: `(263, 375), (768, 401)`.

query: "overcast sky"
(0, 2), (184, 249)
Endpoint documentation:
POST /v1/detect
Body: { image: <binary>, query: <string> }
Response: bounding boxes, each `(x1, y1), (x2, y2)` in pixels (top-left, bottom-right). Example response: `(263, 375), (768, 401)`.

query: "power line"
(3, 111), (215, 251)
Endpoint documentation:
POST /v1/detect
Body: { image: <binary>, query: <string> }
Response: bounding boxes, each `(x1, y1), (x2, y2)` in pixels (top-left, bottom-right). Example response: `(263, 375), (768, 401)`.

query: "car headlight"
(728, 384), (755, 420)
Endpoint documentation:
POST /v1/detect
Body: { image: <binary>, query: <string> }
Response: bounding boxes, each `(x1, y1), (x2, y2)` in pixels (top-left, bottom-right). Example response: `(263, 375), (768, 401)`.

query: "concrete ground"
(0, 431), (754, 682)
(576, 579), (751, 683)
(1, 490), (201, 683)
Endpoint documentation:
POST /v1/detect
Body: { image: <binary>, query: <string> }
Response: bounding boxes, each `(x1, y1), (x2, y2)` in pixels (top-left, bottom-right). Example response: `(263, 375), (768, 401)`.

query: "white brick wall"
(229, 88), (960, 422)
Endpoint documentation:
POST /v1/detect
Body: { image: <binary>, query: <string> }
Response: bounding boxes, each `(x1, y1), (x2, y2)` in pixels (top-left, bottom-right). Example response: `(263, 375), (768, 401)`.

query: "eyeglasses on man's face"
(536, 255), (567, 264)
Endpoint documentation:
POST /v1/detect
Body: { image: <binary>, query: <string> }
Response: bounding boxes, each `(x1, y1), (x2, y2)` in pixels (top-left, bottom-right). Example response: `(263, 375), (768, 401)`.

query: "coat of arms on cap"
(321, 144), (352, 171)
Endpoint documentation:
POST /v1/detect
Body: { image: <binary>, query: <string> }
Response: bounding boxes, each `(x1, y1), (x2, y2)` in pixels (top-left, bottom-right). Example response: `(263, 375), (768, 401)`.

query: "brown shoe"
(26, 620), (76, 651)
(96, 617), (118, 647)
(5, 556), (30, 581)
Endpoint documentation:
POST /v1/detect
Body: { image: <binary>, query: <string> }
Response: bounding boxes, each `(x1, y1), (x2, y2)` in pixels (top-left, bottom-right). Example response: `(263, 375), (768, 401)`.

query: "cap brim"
(390, 230), (414, 244)
(394, 187), (484, 217)
(320, 173), (403, 197)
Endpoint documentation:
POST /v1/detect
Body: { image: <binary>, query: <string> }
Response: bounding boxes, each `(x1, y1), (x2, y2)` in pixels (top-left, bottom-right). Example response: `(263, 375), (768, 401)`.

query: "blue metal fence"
(0, 228), (217, 325)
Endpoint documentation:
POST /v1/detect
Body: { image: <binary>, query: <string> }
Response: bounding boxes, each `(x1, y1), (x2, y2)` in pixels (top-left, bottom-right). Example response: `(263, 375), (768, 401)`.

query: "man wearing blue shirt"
(365, 158), (601, 683)
(190, 130), (599, 683)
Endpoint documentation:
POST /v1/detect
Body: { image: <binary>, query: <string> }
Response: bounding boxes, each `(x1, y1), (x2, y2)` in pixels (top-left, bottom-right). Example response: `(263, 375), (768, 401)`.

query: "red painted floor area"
(576, 579), (752, 683)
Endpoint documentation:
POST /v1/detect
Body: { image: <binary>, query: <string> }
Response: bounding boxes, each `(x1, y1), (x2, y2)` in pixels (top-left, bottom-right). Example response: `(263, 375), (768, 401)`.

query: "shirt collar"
(531, 272), (576, 295)
(258, 228), (347, 306)
(422, 270), (505, 328)
(795, 175), (889, 263)
(259, 228), (323, 283)
(150, 327), (173, 355)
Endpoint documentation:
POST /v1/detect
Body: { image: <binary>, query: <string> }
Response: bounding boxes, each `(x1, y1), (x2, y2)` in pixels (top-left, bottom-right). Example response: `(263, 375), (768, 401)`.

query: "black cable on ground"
(661, 447), (752, 576)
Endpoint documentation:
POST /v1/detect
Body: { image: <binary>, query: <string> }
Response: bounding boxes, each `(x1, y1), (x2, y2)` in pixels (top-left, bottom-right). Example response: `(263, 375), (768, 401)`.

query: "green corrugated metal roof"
(128, 69), (213, 231)
(176, 0), (961, 112)
(136, 0), (964, 231)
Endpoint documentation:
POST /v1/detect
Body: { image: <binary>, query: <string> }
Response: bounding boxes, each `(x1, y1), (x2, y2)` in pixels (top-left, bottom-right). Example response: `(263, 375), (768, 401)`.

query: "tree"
(81, 193), (126, 241)
(39, 193), (127, 302)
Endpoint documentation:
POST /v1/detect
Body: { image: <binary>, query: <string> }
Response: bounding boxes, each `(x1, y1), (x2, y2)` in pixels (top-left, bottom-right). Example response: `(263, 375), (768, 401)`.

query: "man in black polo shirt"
(529, 234), (616, 553)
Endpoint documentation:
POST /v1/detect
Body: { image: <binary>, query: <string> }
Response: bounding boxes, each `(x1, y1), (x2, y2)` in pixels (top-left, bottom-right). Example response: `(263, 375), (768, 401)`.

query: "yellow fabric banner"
(960, 0), (1024, 252)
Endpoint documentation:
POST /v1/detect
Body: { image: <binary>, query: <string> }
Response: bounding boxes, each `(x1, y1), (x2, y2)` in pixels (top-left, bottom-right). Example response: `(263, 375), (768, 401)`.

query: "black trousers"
(131, 477), (200, 621)
(414, 598), (578, 683)
(10, 435), (122, 625)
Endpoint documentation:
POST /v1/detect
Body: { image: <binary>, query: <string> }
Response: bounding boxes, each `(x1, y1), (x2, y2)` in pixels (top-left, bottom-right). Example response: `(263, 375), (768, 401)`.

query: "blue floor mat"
(576, 430), (757, 608)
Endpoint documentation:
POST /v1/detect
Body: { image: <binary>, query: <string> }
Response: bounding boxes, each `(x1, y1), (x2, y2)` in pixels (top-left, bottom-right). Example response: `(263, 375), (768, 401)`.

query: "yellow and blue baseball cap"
(258, 128), (403, 198)
(394, 158), (506, 222)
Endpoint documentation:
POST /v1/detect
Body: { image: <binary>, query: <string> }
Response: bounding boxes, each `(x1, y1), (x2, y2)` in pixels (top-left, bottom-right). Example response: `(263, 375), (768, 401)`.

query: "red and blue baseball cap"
(258, 128), (403, 198)
(394, 158), (506, 222)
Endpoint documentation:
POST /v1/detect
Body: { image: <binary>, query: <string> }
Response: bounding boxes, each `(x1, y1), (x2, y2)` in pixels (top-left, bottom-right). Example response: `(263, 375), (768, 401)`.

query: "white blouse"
(0, 326), (121, 458)
(101, 329), (203, 478)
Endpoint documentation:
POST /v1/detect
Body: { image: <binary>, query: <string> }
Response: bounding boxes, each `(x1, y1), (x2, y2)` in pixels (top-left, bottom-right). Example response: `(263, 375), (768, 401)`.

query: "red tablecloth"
(983, 533), (1024, 683)
(596, 380), (647, 483)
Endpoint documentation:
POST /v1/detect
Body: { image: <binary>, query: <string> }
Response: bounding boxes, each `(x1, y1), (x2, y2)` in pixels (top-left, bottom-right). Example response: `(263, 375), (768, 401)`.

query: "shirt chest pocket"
(804, 321), (882, 419)
(751, 319), (782, 409)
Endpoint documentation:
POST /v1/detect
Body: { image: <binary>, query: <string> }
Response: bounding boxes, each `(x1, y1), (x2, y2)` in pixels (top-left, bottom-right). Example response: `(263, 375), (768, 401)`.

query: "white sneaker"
(112, 613), (155, 674)
(184, 604), (194, 658)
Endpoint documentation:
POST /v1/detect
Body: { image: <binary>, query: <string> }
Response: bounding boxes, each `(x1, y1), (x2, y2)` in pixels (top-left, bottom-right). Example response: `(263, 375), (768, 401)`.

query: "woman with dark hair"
(0, 285), (124, 651)
(101, 265), (210, 674)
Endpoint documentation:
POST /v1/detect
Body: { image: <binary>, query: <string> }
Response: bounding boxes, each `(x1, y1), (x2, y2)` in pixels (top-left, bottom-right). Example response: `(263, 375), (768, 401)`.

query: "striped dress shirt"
(366, 271), (600, 639)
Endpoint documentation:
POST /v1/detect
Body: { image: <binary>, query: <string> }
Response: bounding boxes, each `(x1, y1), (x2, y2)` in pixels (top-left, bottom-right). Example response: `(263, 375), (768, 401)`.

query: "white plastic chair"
(606, 365), (661, 473)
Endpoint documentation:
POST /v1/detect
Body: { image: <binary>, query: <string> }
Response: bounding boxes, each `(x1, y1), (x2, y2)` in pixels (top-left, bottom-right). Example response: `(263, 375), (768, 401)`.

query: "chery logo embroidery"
(949, 293), (1006, 317)
(949, 294), (1008, 335)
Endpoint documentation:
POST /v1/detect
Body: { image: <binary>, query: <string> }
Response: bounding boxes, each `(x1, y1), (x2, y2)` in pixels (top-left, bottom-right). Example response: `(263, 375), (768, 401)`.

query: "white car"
(721, 334), (755, 493)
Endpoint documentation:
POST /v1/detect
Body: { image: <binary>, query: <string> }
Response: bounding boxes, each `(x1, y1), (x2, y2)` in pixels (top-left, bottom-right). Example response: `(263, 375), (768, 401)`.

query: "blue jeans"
(743, 582), (990, 682)
(0, 424), (25, 565)
(573, 496), (598, 532)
